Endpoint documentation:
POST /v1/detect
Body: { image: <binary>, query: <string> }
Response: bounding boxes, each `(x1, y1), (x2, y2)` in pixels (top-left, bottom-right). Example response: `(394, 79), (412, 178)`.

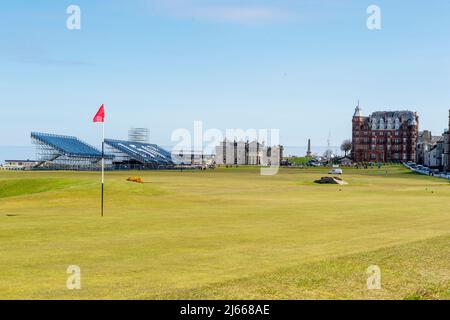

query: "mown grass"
(0, 178), (86, 199)
(0, 166), (448, 299)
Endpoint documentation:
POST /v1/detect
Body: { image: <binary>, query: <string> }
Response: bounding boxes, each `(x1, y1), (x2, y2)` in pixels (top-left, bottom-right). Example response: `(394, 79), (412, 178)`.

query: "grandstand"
(31, 132), (112, 170)
(30, 132), (173, 170)
(104, 139), (173, 169)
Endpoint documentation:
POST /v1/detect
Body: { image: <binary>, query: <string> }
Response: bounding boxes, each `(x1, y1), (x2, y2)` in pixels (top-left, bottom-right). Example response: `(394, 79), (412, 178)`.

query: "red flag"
(93, 104), (105, 123)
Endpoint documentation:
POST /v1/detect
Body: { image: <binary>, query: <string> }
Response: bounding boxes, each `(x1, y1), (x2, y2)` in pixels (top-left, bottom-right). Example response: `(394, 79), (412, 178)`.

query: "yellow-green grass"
(0, 166), (448, 299)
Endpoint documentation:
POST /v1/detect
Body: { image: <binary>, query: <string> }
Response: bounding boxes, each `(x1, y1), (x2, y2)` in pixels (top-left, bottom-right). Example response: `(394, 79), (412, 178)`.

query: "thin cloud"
(184, 6), (292, 23)
(148, 0), (297, 24)
(15, 55), (92, 66)
(6, 45), (93, 67)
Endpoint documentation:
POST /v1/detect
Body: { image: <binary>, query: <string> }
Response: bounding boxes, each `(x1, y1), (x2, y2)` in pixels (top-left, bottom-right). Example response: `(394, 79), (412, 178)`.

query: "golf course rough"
(0, 166), (448, 299)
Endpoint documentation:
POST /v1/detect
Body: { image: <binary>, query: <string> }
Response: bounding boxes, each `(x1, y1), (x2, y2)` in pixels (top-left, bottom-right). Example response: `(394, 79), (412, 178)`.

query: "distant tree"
(341, 139), (352, 156)
(323, 149), (333, 162)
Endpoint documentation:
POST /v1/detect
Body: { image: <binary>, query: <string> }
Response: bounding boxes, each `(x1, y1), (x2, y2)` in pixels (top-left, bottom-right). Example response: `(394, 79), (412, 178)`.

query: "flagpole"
(101, 120), (104, 217)
(93, 103), (106, 218)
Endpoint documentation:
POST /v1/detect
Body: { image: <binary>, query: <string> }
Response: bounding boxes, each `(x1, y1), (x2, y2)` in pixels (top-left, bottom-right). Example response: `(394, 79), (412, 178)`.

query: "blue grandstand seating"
(31, 132), (104, 158)
(104, 139), (172, 164)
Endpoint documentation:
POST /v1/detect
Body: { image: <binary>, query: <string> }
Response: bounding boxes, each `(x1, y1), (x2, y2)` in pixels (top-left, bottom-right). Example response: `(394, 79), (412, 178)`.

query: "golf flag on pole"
(93, 104), (105, 217)
(93, 104), (105, 122)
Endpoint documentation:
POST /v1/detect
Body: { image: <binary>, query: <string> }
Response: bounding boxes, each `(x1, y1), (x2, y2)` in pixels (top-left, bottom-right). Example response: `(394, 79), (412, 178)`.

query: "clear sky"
(1, 0), (449, 150)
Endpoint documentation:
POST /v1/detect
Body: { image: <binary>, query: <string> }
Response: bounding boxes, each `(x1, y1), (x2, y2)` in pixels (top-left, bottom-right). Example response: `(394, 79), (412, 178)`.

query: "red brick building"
(352, 105), (419, 163)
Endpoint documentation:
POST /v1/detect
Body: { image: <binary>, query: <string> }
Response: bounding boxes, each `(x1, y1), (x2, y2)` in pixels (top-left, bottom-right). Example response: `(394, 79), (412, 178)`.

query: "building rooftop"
(370, 110), (416, 119)
(365, 110), (418, 128)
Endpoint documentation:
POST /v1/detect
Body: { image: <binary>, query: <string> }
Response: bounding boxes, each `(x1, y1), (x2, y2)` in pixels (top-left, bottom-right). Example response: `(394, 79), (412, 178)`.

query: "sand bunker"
(127, 176), (144, 184)
(315, 177), (348, 185)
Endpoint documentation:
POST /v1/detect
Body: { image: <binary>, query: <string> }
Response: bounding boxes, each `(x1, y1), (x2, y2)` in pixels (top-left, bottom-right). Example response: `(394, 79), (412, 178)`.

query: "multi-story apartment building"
(352, 105), (419, 163)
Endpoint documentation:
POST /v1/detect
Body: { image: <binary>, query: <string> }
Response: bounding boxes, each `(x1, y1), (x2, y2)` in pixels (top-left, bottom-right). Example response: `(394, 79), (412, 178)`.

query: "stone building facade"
(416, 131), (445, 169)
(215, 140), (283, 166)
(352, 105), (419, 163)
(416, 110), (450, 172)
(443, 110), (450, 172)
(416, 130), (433, 165)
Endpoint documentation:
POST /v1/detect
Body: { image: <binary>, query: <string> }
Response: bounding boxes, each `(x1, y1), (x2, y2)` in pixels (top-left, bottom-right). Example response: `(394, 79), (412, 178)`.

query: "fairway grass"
(0, 166), (449, 299)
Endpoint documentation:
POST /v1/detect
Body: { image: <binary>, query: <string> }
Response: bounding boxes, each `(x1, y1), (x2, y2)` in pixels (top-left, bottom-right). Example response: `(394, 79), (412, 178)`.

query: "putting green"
(0, 166), (448, 299)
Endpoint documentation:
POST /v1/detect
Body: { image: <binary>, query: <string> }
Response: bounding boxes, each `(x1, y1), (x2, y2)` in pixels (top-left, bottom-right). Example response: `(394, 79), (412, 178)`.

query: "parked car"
(329, 168), (343, 175)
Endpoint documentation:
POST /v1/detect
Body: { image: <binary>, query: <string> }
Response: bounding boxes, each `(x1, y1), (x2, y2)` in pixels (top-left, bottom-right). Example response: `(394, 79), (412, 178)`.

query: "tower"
(306, 139), (312, 157)
(352, 101), (366, 162)
(448, 109), (450, 132)
(444, 109), (450, 172)
(353, 101), (363, 118)
(409, 112), (419, 162)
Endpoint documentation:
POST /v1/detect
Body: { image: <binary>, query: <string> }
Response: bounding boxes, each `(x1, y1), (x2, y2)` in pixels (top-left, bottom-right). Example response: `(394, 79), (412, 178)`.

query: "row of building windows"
(369, 153), (408, 160)
(353, 130), (409, 137)
(354, 144), (409, 151)
(370, 145), (407, 151)
(354, 138), (409, 144)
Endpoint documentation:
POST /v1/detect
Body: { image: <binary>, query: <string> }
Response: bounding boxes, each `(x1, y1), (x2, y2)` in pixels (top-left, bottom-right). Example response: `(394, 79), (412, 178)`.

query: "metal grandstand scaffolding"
(31, 132), (112, 170)
(128, 127), (150, 143)
(104, 139), (173, 169)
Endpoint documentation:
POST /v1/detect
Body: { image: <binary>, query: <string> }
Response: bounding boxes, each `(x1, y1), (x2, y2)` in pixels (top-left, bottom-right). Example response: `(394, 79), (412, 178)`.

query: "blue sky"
(1, 0), (449, 152)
